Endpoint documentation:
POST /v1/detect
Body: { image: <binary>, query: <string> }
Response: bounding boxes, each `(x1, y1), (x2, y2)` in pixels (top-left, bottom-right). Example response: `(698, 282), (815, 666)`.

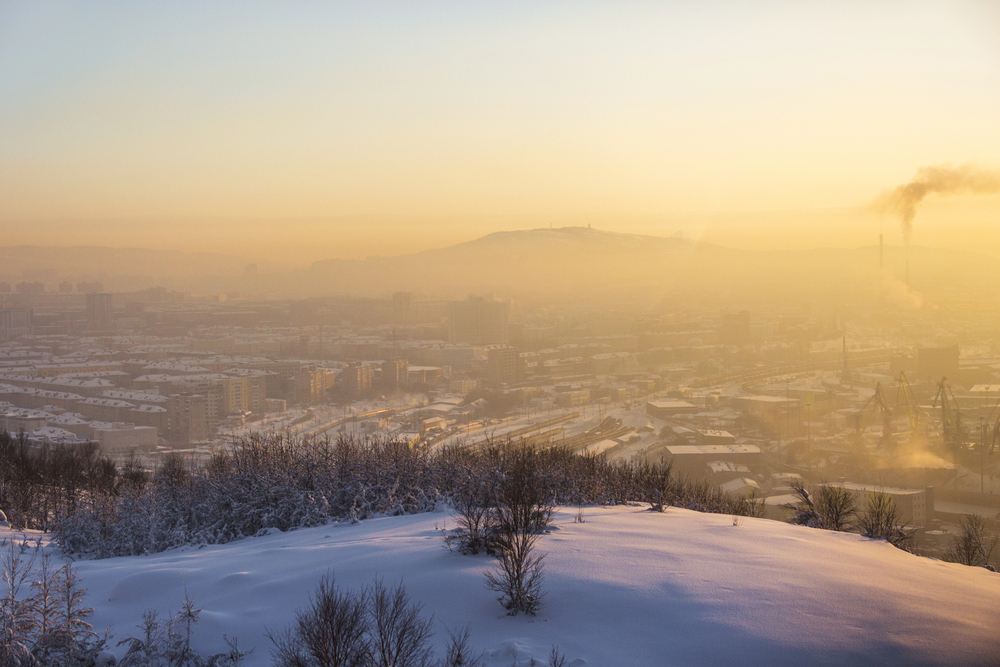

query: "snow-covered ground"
(8, 507), (1000, 666)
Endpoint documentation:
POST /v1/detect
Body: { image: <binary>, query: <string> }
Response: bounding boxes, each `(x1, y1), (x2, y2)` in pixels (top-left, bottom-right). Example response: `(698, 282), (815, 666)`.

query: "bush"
(483, 447), (552, 616)
(1, 538), (246, 667)
(368, 579), (434, 667)
(0, 539), (110, 667)
(44, 432), (783, 559)
(784, 481), (853, 531)
(439, 627), (483, 667)
(442, 460), (496, 556)
(270, 575), (480, 667)
(858, 492), (911, 549)
(815, 485), (855, 532)
(947, 514), (998, 569)
(270, 574), (370, 667)
(117, 597), (249, 667)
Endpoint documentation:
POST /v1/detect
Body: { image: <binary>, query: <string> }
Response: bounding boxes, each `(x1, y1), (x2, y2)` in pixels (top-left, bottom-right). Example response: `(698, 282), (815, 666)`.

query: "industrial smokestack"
(878, 233), (884, 294)
(877, 164), (1000, 288)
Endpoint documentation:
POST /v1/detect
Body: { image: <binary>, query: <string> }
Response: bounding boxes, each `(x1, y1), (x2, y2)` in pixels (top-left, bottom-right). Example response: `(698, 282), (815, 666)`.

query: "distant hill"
(279, 226), (998, 307)
(2, 228), (996, 307)
(297, 226), (733, 299)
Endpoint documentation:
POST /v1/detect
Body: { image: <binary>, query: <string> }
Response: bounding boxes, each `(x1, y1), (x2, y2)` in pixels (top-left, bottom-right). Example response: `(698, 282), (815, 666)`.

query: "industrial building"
(660, 443), (762, 478)
(819, 482), (934, 528)
(646, 399), (699, 419)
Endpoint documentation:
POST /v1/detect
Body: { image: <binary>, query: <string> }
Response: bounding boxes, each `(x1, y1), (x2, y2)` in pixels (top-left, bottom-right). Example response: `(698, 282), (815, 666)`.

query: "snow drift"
(8, 506), (1000, 666)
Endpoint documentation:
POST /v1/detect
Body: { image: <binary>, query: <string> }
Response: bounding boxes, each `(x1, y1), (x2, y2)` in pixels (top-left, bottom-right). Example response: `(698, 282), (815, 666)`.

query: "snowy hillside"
(9, 507), (1000, 666)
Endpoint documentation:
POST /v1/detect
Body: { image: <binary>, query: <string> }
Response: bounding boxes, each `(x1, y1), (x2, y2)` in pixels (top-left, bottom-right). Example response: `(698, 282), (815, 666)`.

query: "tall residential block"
(392, 291), (414, 325)
(295, 368), (328, 405)
(381, 358), (409, 391)
(340, 362), (372, 398)
(86, 293), (114, 330)
(0, 307), (33, 341)
(448, 296), (510, 345)
(168, 393), (208, 444)
(487, 345), (523, 386)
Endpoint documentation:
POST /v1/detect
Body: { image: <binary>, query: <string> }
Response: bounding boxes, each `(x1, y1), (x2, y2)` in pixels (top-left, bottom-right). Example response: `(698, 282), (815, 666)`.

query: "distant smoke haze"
(878, 164), (1000, 242)
(879, 268), (923, 310)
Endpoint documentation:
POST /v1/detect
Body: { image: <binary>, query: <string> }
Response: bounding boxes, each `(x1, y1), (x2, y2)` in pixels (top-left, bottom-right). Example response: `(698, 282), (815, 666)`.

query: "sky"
(1, 0), (999, 263)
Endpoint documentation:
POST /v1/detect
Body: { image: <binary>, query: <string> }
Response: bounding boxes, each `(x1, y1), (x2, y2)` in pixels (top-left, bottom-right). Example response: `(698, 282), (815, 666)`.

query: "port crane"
(969, 401), (1000, 494)
(979, 399), (1000, 456)
(931, 377), (967, 449)
(892, 371), (923, 432)
(855, 382), (893, 446)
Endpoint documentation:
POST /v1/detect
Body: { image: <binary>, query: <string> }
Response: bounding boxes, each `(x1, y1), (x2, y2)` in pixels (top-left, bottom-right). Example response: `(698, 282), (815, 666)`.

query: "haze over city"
(1, 2), (999, 666)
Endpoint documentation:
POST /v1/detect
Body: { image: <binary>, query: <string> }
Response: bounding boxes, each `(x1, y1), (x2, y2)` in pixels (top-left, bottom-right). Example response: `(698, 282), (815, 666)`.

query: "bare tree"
(815, 485), (855, 532)
(858, 492), (911, 549)
(639, 460), (674, 513)
(444, 469), (496, 555)
(439, 627), (483, 667)
(548, 646), (568, 667)
(948, 514), (998, 569)
(368, 579), (434, 667)
(484, 448), (551, 615)
(0, 540), (38, 667)
(270, 574), (370, 667)
(783, 480), (821, 527)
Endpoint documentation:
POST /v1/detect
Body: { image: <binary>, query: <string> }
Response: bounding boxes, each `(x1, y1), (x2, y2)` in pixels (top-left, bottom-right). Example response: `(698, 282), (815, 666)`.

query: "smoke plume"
(879, 268), (922, 310)
(877, 164), (1000, 241)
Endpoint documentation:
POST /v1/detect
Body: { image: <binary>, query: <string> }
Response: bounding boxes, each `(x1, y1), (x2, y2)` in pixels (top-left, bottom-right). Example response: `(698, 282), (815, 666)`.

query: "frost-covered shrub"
(483, 447), (552, 616)
(0, 539), (111, 667)
(48, 432), (768, 559)
(117, 595), (248, 667)
(55, 434), (440, 558)
(270, 574), (478, 667)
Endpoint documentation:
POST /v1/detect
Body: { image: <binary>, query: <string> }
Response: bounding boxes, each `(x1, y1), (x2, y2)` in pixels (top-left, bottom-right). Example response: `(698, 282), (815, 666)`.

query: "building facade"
(86, 293), (114, 330)
(448, 296), (510, 345)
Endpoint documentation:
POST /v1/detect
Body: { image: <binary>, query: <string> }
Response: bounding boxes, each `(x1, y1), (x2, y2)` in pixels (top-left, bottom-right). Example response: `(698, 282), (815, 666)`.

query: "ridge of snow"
(9, 507), (999, 666)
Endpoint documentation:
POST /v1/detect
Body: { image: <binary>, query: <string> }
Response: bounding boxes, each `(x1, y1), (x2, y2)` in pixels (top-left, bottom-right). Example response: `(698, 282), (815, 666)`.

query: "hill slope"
(290, 226), (999, 304)
(27, 506), (1000, 666)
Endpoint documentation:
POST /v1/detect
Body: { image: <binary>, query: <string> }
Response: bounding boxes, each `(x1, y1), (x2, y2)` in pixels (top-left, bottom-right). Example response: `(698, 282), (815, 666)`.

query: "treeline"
(0, 431), (130, 532)
(0, 430), (762, 558)
(785, 480), (998, 569)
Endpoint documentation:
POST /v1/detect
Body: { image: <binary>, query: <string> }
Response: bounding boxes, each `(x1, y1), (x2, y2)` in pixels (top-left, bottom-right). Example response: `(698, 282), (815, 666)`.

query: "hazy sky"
(1, 1), (999, 262)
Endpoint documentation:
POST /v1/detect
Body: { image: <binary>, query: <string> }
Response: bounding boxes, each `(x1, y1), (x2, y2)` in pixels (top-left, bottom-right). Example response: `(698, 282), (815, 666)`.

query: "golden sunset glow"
(2, 2), (998, 262)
